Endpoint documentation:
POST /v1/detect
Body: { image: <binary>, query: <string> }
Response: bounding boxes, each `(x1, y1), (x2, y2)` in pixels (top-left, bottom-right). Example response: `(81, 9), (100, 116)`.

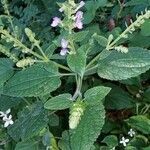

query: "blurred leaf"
(104, 85), (135, 110)
(140, 19), (150, 36)
(126, 115), (150, 134)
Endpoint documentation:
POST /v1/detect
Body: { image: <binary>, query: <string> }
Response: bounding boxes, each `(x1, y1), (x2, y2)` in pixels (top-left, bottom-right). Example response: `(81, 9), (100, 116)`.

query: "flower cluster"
(51, 1), (85, 29)
(0, 109), (14, 128)
(119, 128), (135, 147)
(50, 1), (85, 56)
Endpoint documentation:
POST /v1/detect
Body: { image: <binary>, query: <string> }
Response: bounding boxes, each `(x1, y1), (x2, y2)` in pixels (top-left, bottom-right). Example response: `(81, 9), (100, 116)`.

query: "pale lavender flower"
(60, 39), (68, 56)
(61, 39), (68, 48)
(60, 48), (68, 56)
(75, 20), (83, 29)
(3, 115), (14, 128)
(75, 11), (83, 20)
(51, 17), (61, 27)
(120, 137), (129, 147)
(74, 11), (84, 29)
(75, 1), (85, 12)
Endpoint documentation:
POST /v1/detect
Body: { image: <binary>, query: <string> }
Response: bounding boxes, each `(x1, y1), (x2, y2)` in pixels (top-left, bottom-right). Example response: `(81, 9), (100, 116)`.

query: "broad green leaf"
(8, 102), (48, 141)
(0, 95), (22, 111)
(15, 140), (39, 150)
(0, 58), (14, 85)
(126, 115), (150, 134)
(44, 93), (73, 110)
(98, 47), (150, 80)
(84, 86), (111, 105)
(67, 49), (86, 76)
(70, 102), (105, 150)
(104, 85), (135, 110)
(141, 19), (150, 36)
(4, 62), (61, 97)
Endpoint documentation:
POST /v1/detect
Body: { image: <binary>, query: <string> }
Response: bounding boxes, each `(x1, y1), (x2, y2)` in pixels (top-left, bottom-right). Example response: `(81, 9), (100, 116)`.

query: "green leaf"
(0, 58), (14, 85)
(15, 140), (39, 150)
(126, 115), (150, 134)
(141, 19), (150, 37)
(58, 131), (70, 150)
(84, 86), (111, 105)
(67, 49), (86, 76)
(104, 85), (135, 110)
(70, 102), (105, 150)
(4, 62), (61, 97)
(70, 87), (107, 150)
(93, 34), (108, 47)
(102, 135), (118, 148)
(0, 95), (22, 111)
(72, 31), (89, 42)
(8, 102), (48, 141)
(98, 47), (150, 80)
(44, 93), (73, 110)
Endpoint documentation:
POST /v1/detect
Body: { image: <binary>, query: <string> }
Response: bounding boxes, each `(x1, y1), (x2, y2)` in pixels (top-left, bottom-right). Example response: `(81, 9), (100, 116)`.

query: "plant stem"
(86, 52), (102, 69)
(54, 62), (72, 72)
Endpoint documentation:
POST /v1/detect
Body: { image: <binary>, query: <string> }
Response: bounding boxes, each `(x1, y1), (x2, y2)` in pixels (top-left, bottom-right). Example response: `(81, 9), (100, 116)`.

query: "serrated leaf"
(44, 94), (73, 110)
(67, 49), (86, 76)
(70, 102), (105, 150)
(126, 115), (150, 134)
(4, 62), (61, 97)
(0, 95), (22, 111)
(98, 47), (150, 80)
(8, 102), (48, 141)
(0, 58), (14, 85)
(15, 140), (39, 150)
(84, 86), (111, 105)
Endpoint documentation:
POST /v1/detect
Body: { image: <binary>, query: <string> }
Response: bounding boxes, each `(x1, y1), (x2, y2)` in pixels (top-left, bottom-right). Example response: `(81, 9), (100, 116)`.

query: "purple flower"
(60, 39), (68, 56)
(60, 48), (68, 56)
(74, 11), (84, 29)
(51, 17), (61, 27)
(61, 39), (68, 48)
(75, 11), (83, 20)
(75, 20), (83, 29)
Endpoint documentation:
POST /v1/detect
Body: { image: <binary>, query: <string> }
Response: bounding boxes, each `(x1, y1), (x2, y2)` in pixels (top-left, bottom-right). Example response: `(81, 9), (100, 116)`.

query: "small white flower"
(0, 109), (11, 117)
(111, 147), (115, 150)
(120, 137), (129, 147)
(3, 115), (14, 128)
(128, 129), (135, 137)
